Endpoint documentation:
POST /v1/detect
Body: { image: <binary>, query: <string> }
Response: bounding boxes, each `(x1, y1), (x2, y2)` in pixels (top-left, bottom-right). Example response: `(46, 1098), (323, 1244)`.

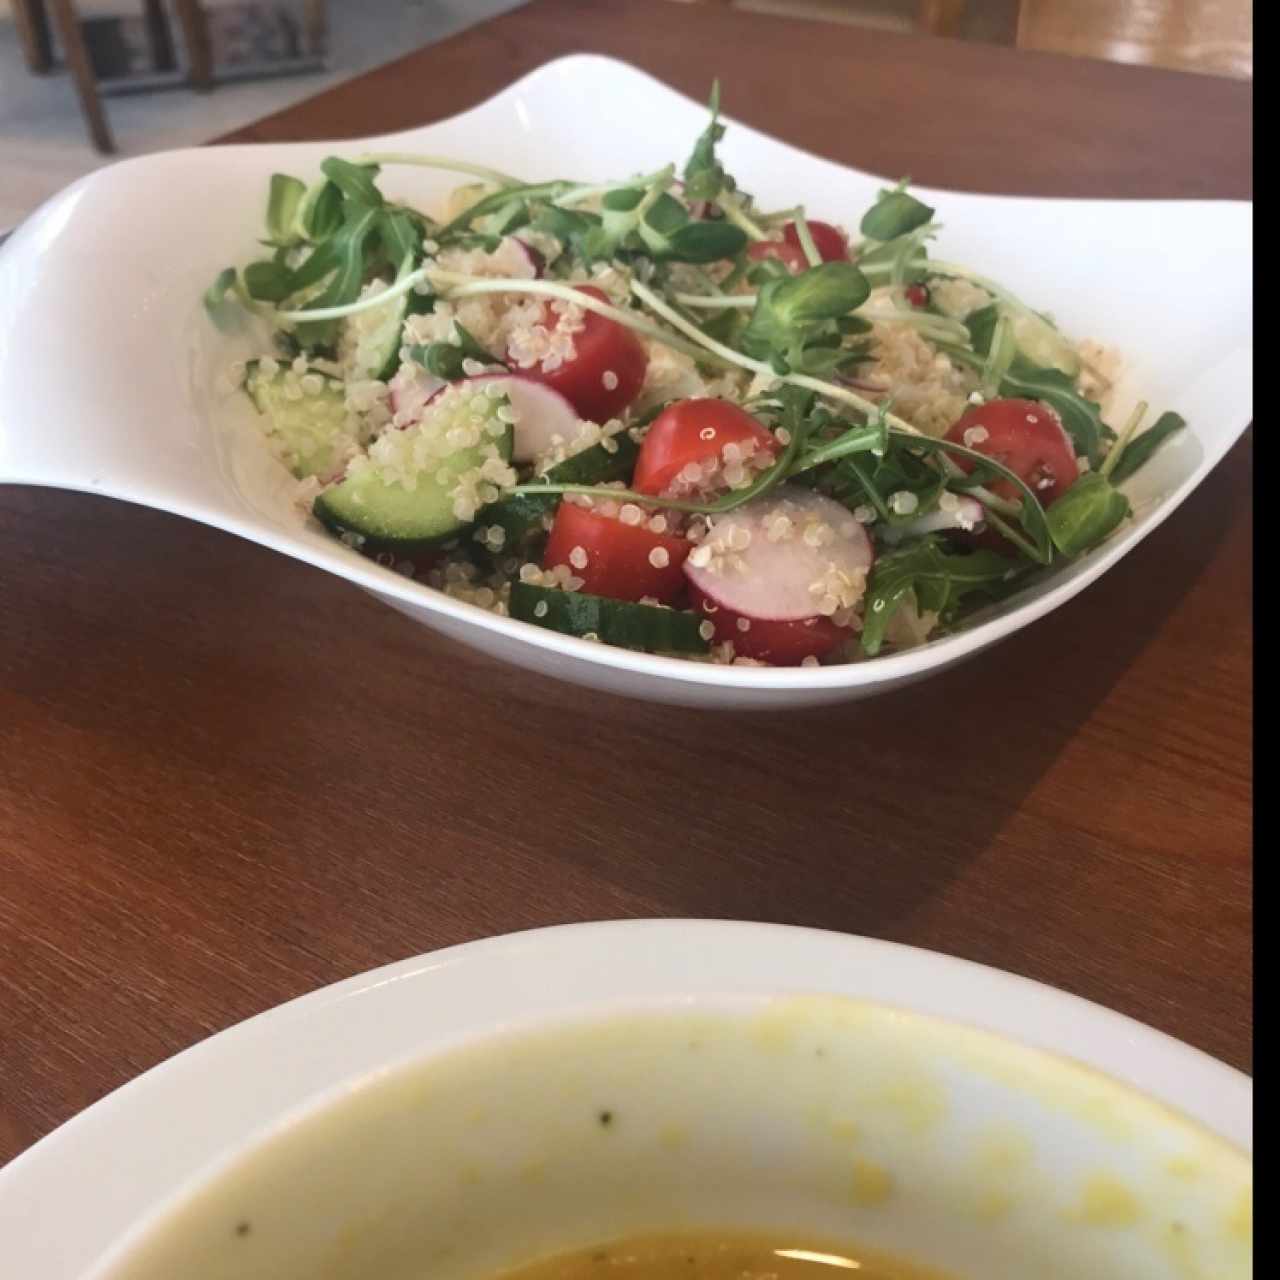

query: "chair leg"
(45, 0), (115, 154)
(141, 0), (178, 72)
(302, 0), (328, 58)
(12, 0), (54, 74)
(172, 0), (214, 91)
(919, 0), (967, 36)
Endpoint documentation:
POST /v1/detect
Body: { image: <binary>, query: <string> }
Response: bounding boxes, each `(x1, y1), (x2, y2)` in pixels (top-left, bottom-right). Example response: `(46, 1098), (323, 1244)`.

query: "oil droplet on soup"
(495, 1232), (955, 1278)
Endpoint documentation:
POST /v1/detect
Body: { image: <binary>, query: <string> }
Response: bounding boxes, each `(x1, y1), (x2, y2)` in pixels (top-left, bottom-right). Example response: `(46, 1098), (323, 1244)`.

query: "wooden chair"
(10, 0), (204, 153)
(7, 1), (326, 156)
(685, 0), (968, 35)
(41, 0), (116, 152)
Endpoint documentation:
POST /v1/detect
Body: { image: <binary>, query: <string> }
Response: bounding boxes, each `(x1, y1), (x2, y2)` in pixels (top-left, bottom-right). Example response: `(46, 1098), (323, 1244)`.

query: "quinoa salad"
(205, 85), (1186, 667)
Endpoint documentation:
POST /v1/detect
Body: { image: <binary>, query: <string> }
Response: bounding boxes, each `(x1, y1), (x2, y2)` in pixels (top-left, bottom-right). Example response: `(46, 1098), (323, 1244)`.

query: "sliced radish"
(388, 363), (445, 426)
(879, 495), (985, 543)
(463, 373), (581, 464)
(485, 236), (540, 280)
(512, 237), (545, 277)
(684, 487), (874, 622)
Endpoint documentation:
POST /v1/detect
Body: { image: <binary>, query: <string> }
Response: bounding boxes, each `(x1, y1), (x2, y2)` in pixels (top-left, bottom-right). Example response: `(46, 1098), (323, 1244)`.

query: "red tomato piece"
(633, 398), (779, 497)
(782, 219), (848, 263)
(746, 239), (809, 274)
(688, 584), (848, 665)
(508, 285), (647, 425)
(543, 501), (691, 604)
(944, 398), (1080, 506)
(904, 283), (930, 308)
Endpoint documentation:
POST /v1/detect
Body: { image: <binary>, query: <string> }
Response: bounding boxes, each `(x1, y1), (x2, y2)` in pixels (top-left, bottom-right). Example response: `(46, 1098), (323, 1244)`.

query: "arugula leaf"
(786, 402), (888, 480)
(860, 187), (935, 241)
(831, 445), (944, 521)
(1107, 411), (1187, 486)
(408, 321), (501, 380)
(203, 267), (238, 312)
(1044, 472), (1131, 555)
(901, 432), (1054, 565)
(292, 205), (381, 347)
(473, 197), (531, 238)
(439, 180), (573, 238)
(1002, 364), (1106, 468)
(319, 157), (383, 208)
(583, 176), (746, 264)
(948, 323), (1108, 468)
(528, 205), (601, 270)
(532, 203), (598, 243)
(377, 209), (422, 272)
(265, 174), (307, 246)
(281, 234), (341, 294)
(683, 80), (729, 203)
(965, 303), (999, 353)
(300, 180), (344, 241)
(861, 537), (1023, 656)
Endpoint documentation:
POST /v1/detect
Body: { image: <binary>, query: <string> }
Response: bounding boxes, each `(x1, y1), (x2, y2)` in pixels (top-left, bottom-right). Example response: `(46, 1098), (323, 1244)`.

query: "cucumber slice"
(510, 583), (709, 655)
(315, 382), (515, 553)
(970, 302), (1080, 380)
(1009, 309), (1081, 379)
(245, 361), (356, 480)
(337, 282), (409, 382)
(482, 432), (640, 548)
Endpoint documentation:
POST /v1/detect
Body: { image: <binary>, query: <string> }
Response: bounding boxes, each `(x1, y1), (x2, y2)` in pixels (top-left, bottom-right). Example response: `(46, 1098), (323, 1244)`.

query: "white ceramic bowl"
(70, 926), (1250, 1280)
(0, 56), (1252, 708)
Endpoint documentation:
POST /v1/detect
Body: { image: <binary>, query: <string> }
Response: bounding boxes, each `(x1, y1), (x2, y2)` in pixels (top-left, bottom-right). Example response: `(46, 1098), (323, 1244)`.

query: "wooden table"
(0, 0), (1252, 1166)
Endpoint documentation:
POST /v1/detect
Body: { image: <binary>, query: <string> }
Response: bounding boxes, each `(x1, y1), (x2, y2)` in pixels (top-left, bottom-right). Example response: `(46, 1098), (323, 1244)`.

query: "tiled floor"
(0, 0), (525, 229)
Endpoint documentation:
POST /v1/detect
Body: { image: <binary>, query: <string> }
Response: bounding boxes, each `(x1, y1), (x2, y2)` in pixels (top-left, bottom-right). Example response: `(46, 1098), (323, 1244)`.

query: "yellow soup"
(496, 1232), (955, 1278)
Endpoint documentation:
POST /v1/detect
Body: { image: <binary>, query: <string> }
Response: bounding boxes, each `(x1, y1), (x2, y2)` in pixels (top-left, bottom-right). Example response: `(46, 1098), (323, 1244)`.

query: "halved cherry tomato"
(509, 285), (647, 425)
(543, 501), (691, 604)
(944, 398), (1079, 506)
(746, 239), (809, 274)
(782, 219), (848, 263)
(688, 584), (848, 665)
(904, 283), (930, 308)
(633, 398), (779, 497)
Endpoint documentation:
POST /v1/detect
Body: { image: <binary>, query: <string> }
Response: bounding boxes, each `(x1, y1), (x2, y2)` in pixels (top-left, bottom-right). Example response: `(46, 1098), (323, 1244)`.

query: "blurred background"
(0, 0), (1253, 230)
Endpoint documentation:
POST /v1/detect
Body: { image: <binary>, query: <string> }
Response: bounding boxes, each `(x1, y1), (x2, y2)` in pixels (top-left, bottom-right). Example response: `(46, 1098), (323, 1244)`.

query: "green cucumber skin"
(245, 362), (353, 481)
(484, 493), (557, 549)
(316, 401), (514, 553)
(510, 583), (708, 655)
(541, 432), (640, 486)
(313, 496), (461, 556)
(373, 292), (409, 382)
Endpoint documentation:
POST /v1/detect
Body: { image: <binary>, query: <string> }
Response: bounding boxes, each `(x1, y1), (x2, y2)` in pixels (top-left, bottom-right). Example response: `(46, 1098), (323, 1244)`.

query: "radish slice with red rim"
(512, 238), (545, 277)
(484, 236), (540, 280)
(684, 487), (874, 623)
(462, 373), (581, 463)
(388, 363), (445, 427)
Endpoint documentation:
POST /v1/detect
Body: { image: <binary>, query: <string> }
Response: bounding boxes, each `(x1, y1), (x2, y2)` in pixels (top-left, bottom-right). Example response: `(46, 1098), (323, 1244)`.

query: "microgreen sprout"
(206, 78), (1190, 664)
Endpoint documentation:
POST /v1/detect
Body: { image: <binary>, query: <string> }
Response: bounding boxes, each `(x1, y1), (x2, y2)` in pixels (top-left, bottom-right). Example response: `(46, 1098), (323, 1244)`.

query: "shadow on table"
(0, 433), (1245, 953)
(495, 443), (1245, 940)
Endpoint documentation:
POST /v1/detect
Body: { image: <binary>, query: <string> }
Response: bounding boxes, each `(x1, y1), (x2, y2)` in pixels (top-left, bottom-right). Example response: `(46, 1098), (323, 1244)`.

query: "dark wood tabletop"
(0, 0), (1252, 1167)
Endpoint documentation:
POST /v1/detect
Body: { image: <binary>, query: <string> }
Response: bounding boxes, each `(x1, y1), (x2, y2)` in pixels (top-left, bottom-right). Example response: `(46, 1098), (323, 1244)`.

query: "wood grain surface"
(0, 0), (1252, 1169)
